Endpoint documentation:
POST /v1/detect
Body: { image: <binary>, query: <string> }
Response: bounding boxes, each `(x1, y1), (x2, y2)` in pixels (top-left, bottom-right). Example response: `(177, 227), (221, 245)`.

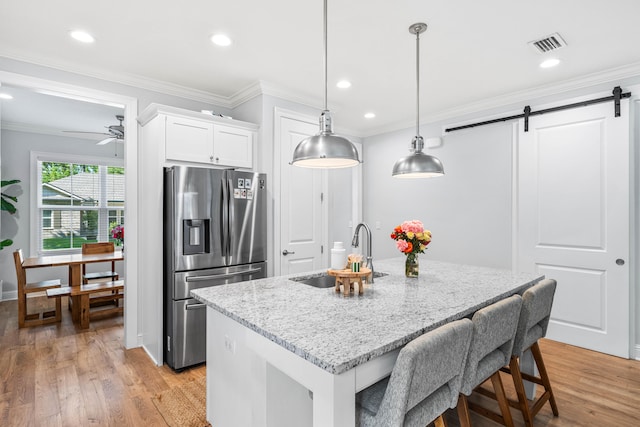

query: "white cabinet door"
(165, 116), (214, 164)
(213, 124), (253, 169)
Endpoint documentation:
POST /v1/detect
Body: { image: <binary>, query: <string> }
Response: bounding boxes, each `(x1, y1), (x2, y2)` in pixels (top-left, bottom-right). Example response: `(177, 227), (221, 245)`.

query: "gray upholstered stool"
(356, 318), (474, 427)
(457, 294), (523, 427)
(503, 278), (559, 426)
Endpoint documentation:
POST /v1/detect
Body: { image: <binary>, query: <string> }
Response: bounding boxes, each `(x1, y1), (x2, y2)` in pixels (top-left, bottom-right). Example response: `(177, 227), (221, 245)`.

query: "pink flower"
(400, 220), (424, 234)
(396, 239), (410, 252)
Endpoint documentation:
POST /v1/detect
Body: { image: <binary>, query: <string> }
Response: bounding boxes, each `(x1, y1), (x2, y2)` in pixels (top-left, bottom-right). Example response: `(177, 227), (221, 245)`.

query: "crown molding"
(3, 52), (640, 139)
(0, 51), (232, 106)
(360, 61), (640, 137)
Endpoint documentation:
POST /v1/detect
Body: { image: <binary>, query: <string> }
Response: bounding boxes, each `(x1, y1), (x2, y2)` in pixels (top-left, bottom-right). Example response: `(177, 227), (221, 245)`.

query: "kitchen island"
(191, 258), (544, 427)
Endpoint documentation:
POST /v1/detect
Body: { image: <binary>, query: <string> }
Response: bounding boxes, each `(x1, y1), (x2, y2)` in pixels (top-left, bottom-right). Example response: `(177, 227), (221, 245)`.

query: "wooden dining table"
(22, 251), (124, 324)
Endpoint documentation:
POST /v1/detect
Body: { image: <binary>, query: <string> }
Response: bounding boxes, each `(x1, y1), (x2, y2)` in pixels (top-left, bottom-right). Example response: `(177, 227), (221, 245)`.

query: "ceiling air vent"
(528, 33), (567, 54)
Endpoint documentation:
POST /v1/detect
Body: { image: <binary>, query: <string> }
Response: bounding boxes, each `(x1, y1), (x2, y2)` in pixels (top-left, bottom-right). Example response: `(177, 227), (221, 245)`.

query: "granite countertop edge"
(191, 259), (543, 375)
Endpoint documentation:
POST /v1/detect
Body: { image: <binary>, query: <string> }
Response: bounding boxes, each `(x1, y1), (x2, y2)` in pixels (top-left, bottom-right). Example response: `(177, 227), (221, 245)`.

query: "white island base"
(207, 307), (399, 427)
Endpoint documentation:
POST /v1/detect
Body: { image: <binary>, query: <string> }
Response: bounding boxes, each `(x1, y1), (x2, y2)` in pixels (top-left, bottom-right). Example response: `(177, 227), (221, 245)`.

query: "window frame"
(30, 151), (124, 256)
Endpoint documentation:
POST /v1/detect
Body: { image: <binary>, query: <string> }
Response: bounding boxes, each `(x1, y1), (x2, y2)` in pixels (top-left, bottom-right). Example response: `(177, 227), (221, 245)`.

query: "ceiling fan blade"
(97, 137), (116, 145)
(63, 130), (112, 136)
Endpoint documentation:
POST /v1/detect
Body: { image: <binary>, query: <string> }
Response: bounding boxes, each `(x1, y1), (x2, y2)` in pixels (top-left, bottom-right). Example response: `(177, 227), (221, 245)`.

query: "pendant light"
(392, 23), (444, 178)
(290, 0), (360, 168)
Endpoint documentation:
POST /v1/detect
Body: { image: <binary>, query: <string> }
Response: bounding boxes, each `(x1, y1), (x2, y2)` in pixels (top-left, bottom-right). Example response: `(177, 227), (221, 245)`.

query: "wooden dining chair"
(356, 319), (474, 427)
(13, 249), (65, 328)
(81, 242), (119, 283)
(457, 295), (523, 427)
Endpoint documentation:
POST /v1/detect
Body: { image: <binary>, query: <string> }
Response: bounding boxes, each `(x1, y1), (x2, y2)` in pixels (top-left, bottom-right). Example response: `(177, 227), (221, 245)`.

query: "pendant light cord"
(415, 29), (420, 138)
(323, 0), (328, 111)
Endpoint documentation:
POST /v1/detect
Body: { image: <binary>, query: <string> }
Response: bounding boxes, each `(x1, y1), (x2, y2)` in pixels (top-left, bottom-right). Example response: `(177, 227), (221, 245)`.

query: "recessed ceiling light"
(211, 34), (232, 47)
(0, 93), (13, 100)
(336, 80), (351, 89)
(70, 30), (95, 43)
(364, 112), (375, 119)
(540, 58), (560, 68)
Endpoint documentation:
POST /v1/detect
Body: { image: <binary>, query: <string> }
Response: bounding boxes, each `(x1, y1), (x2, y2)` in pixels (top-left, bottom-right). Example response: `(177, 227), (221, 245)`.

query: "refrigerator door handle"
(221, 177), (229, 264)
(226, 177), (234, 262)
(185, 268), (263, 282)
(185, 302), (207, 310)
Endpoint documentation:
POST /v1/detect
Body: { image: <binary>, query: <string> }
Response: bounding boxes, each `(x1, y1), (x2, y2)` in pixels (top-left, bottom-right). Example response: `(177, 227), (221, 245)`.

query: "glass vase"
(405, 253), (419, 278)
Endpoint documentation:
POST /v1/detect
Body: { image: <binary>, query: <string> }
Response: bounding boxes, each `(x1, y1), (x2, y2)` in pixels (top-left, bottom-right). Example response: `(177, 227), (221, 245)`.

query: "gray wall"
(363, 123), (513, 268)
(362, 83), (640, 355)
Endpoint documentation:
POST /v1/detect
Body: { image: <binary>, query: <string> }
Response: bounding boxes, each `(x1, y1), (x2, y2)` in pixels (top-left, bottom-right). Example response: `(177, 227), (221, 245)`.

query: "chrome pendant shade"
(291, 0), (360, 168)
(392, 136), (444, 178)
(392, 23), (444, 178)
(291, 110), (360, 168)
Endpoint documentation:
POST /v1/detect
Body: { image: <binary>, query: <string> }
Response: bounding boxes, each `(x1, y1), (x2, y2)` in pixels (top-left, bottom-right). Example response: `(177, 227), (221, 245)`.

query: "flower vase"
(405, 254), (419, 278)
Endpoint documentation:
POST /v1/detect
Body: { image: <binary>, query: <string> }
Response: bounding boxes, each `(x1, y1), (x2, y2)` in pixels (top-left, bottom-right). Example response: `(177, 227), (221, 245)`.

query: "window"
(42, 209), (53, 229)
(34, 153), (124, 254)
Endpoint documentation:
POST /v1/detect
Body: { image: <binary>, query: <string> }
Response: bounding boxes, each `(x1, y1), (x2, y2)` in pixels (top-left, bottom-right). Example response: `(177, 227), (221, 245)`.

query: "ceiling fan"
(64, 114), (125, 145)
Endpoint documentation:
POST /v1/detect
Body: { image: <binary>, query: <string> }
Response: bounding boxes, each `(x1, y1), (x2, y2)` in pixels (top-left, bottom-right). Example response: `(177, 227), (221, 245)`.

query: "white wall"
(0, 130), (125, 299)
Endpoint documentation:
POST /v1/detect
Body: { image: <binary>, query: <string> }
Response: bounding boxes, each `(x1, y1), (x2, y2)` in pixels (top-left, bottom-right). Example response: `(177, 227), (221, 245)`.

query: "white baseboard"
(142, 344), (162, 367)
(635, 345), (640, 361)
(1, 290), (17, 301)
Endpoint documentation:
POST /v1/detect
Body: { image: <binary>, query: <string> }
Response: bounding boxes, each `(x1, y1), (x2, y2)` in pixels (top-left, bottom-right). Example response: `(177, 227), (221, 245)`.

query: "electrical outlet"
(224, 335), (236, 354)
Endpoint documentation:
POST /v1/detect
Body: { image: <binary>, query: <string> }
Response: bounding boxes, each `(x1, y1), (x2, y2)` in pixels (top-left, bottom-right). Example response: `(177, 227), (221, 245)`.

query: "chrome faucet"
(352, 222), (374, 283)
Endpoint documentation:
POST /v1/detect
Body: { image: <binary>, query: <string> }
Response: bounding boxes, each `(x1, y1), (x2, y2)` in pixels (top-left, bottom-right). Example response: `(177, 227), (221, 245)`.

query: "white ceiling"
(1, 0), (640, 137)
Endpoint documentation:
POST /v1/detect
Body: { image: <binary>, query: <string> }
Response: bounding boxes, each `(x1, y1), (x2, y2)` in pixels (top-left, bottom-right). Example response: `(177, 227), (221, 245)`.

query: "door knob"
(616, 258), (625, 266)
(282, 249), (296, 256)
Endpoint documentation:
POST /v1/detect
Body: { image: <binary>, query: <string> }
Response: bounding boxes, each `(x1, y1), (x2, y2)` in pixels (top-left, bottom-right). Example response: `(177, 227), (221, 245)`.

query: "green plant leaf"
(0, 239), (13, 250)
(1, 198), (17, 214)
(1, 192), (18, 203)
(1, 179), (21, 187)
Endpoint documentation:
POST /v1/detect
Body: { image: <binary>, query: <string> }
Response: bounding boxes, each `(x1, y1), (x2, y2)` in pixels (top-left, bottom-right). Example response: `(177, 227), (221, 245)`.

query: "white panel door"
(279, 116), (325, 275)
(517, 100), (630, 358)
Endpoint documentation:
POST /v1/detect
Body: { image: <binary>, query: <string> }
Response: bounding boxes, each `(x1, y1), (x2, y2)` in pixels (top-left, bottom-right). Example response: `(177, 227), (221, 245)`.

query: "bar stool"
(457, 295), (523, 427)
(356, 318), (474, 427)
(504, 279), (559, 426)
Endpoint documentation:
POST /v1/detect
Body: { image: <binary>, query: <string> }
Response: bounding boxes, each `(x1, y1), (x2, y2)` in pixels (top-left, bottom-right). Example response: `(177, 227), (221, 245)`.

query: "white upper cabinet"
(138, 103), (258, 169)
(213, 125), (253, 168)
(166, 115), (214, 163)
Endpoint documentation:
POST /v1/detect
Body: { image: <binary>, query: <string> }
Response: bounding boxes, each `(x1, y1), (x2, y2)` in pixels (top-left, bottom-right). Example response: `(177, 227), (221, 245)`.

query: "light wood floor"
(1, 296), (640, 426)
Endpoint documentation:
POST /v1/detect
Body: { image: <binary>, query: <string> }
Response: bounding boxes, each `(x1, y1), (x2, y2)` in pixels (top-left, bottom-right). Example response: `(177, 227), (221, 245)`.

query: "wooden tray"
(327, 267), (371, 296)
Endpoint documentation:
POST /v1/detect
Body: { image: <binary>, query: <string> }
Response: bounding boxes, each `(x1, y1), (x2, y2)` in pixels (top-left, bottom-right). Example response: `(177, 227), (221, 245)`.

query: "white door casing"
(276, 111), (327, 276)
(516, 99), (630, 358)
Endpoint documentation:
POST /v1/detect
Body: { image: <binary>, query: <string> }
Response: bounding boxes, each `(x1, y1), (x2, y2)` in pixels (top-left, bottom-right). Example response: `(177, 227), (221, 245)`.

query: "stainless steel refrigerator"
(164, 165), (267, 371)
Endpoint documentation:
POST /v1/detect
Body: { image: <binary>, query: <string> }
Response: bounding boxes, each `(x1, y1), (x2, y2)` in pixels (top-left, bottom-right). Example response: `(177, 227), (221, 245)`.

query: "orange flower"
(404, 241), (413, 253)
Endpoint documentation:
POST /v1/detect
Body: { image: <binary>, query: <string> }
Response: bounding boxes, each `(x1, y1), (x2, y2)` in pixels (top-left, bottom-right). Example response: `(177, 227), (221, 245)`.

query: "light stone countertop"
(191, 258), (543, 375)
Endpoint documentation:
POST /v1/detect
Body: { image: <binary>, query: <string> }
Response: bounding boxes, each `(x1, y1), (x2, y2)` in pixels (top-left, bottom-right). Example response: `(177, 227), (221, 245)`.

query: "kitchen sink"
(290, 271), (388, 288)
